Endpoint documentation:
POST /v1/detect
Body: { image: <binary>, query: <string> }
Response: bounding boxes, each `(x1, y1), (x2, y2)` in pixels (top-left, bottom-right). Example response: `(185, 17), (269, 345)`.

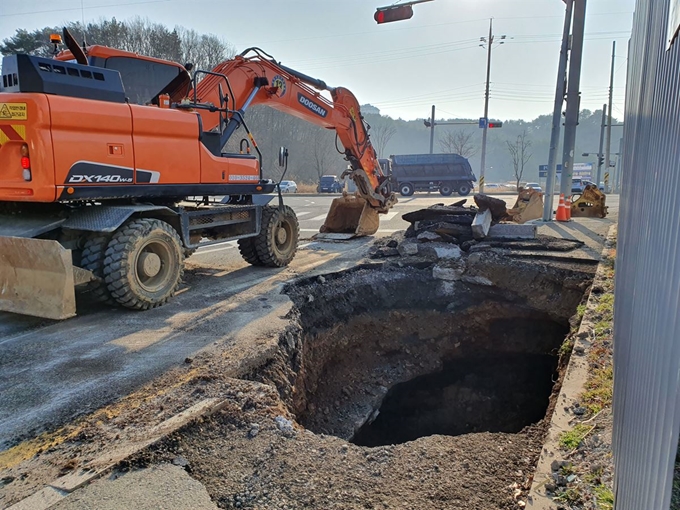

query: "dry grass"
(296, 183), (318, 193)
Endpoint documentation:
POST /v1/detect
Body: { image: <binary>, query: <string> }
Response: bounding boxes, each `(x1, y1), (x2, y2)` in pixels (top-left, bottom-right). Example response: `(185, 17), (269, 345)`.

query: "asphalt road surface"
(0, 193), (619, 449)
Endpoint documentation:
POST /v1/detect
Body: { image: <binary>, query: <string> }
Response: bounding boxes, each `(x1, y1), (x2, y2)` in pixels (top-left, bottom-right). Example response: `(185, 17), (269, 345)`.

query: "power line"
(0, 0), (172, 17)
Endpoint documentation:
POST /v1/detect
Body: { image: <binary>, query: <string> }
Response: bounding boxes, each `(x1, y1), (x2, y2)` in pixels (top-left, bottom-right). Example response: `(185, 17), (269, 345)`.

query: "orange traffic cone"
(555, 193), (568, 222)
(565, 195), (572, 220)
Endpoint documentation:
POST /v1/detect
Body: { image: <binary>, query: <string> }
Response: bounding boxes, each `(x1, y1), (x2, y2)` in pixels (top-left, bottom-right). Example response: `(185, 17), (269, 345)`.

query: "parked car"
(318, 175), (342, 193)
(582, 180), (605, 192)
(524, 182), (543, 193)
(571, 178), (586, 193)
(278, 180), (298, 193)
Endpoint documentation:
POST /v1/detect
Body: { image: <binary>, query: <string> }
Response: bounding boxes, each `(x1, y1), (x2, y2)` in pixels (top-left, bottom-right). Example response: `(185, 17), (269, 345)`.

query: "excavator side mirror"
(278, 147), (288, 167)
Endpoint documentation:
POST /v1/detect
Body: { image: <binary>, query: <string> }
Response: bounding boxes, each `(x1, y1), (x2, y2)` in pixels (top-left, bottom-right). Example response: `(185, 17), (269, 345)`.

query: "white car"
(278, 180), (298, 193)
(524, 182), (543, 192)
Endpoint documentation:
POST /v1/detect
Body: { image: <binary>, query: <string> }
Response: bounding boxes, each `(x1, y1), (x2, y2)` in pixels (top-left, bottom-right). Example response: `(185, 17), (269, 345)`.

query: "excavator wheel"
(103, 218), (184, 310)
(79, 233), (114, 304)
(254, 205), (299, 267)
(237, 238), (265, 266)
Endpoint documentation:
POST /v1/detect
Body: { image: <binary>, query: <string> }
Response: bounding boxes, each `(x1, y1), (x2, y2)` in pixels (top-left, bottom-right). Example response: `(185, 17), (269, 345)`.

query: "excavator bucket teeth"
(0, 237), (78, 320)
(315, 196), (380, 240)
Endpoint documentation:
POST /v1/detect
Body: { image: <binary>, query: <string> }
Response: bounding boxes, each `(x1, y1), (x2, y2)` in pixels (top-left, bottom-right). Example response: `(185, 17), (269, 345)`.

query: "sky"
(0, 0), (634, 122)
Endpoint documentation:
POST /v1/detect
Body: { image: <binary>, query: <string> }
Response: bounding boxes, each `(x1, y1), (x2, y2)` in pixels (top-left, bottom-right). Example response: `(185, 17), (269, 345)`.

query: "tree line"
(1, 19), (621, 186)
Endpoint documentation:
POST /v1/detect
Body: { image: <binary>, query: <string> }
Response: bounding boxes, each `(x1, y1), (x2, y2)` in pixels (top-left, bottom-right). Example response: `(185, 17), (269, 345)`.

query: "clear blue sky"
(0, 0), (634, 121)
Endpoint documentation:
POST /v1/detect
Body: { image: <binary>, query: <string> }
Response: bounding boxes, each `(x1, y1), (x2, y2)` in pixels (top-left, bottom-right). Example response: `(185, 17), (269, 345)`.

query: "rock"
(184, 357), (193, 364)
(566, 474), (577, 483)
(274, 416), (295, 437)
(545, 482), (557, 493)
(397, 240), (419, 257)
(307, 294), (314, 303)
(573, 345), (585, 355)
(402, 205), (475, 223)
(317, 275), (326, 284)
(248, 423), (260, 438)
(387, 239), (399, 248)
(418, 242), (463, 261)
(460, 240), (477, 252)
(551, 460), (569, 472)
(172, 456), (189, 467)
(433, 265), (463, 281)
(471, 209), (492, 239)
(417, 231), (442, 242)
(461, 275), (493, 286)
(488, 223), (537, 239)
(474, 194), (509, 220)
(573, 406), (586, 416)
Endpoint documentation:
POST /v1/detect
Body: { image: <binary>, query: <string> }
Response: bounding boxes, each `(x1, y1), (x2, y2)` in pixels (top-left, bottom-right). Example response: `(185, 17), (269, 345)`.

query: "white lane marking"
(308, 214), (329, 222)
(299, 228), (400, 233)
(381, 211), (400, 221)
(195, 242), (237, 255)
(296, 211), (312, 217)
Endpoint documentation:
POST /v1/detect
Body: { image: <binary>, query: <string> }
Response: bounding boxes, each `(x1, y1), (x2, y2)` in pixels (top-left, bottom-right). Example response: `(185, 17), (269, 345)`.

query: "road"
(0, 193), (619, 449)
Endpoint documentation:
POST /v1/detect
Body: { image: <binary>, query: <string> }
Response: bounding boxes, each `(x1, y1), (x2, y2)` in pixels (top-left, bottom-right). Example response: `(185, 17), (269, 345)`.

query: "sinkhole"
(259, 255), (595, 447)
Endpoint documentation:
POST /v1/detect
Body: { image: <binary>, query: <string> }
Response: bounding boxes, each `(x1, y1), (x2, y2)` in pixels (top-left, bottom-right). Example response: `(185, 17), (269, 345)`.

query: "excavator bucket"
(315, 195), (380, 240)
(506, 188), (544, 224)
(571, 185), (608, 218)
(0, 237), (81, 320)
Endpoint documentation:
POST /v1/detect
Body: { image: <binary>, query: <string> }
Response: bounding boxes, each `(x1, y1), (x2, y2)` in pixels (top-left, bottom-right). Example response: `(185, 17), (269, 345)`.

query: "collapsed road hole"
(256, 255), (595, 446)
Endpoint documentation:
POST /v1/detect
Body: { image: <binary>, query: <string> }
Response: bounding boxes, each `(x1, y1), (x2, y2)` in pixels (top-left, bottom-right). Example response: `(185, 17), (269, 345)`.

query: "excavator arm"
(192, 48), (397, 216)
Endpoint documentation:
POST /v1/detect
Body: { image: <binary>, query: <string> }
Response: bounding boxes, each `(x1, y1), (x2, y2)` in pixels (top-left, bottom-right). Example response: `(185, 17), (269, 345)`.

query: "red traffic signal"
(488, 121), (503, 128)
(374, 5), (414, 24)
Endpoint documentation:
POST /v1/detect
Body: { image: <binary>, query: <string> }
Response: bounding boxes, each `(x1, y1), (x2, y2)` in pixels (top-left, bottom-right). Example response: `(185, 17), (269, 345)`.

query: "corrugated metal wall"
(613, 0), (680, 509)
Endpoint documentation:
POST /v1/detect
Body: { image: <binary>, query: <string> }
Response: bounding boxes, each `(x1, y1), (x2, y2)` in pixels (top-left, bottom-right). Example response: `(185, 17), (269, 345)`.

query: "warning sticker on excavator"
(0, 103), (27, 120)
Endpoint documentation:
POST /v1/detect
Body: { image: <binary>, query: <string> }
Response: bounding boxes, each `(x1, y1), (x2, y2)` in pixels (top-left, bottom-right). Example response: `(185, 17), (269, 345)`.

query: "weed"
(576, 304), (587, 322)
(559, 424), (592, 450)
(593, 484), (614, 509)
(559, 338), (574, 358)
(582, 367), (614, 413)
(554, 487), (584, 505)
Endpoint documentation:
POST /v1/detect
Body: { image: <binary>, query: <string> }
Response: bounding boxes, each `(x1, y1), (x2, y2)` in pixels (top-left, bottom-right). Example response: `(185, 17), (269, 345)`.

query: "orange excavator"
(0, 29), (396, 320)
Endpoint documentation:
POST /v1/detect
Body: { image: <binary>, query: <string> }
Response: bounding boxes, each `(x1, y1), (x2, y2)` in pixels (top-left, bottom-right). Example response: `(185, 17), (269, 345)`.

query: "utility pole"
(479, 18), (493, 193)
(429, 105), (435, 154)
(542, 0), (573, 221)
(559, 0), (587, 199)
(596, 104), (607, 187)
(605, 41), (615, 193)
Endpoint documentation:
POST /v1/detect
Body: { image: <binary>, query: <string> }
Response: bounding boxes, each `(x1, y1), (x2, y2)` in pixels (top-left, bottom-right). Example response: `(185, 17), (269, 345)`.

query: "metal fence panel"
(613, 0), (680, 509)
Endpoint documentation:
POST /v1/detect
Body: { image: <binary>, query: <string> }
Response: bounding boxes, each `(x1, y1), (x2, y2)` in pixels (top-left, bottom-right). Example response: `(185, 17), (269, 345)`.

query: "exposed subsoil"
(133, 256), (595, 510)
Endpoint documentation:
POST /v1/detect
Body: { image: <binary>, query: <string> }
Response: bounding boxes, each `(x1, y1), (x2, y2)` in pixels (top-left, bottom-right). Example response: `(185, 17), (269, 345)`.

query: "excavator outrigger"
(0, 29), (396, 319)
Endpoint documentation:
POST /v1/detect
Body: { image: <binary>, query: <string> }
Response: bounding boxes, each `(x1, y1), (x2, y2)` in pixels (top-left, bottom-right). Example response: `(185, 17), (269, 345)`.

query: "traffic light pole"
(559, 0), (587, 200)
(479, 18), (493, 194)
(542, 0), (573, 221)
(596, 104), (607, 187)
(429, 105), (435, 154)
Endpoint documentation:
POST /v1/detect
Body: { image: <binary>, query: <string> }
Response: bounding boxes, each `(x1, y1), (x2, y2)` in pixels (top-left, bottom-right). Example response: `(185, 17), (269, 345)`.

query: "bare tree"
(438, 129), (478, 158)
(312, 129), (336, 181)
(370, 117), (397, 158)
(506, 130), (533, 189)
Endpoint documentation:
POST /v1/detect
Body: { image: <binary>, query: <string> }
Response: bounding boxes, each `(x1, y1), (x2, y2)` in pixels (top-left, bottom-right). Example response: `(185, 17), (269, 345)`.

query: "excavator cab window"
(90, 56), (182, 105)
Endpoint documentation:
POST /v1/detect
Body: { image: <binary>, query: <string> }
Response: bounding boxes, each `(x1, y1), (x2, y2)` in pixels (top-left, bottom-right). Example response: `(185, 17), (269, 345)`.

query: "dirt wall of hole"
(250, 258), (595, 442)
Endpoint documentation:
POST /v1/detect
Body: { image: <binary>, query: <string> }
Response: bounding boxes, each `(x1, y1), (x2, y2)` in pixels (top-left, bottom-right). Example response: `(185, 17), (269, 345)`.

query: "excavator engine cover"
(0, 237), (92, 320)
(316, 195), (380, 240)
(571, 185), (608, 218)
(506, 188), (544, 224)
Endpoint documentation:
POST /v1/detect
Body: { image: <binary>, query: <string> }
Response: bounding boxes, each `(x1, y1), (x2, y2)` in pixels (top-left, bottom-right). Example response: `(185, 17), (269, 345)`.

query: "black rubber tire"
(399, 183), (415, 197)
(237, 237), (265, 266)
(439, 183), (454, 196)
(103, 218), (184, 310)
(254, 206), (299, 267)
(458, 183), (472, 196)
(79, 233), (114, 304)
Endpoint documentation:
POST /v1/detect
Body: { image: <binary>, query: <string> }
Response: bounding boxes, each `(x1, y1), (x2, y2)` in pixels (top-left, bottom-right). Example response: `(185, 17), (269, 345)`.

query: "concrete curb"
(526, 224), (617, 509)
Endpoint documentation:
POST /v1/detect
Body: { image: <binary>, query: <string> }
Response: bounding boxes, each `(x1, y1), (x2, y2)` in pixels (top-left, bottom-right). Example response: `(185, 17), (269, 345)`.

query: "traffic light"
(488, 121), (503, 128)
(374, 5), (414, 24)
(598, 155), (605, 167)
(424, 119), (431, 127)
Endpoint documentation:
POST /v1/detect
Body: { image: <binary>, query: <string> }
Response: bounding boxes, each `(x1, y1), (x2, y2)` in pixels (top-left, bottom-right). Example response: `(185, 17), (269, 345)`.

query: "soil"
(0, 246), (597, 510)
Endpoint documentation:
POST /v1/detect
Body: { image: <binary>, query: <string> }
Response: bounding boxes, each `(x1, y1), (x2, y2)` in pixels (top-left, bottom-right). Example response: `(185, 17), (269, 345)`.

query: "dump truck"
(381, 153), (477, 197)
(0, 29), (396, 320)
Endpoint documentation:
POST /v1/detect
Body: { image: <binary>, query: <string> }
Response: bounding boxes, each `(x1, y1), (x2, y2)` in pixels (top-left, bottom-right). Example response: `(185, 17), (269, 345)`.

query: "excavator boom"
(192, 48), (397, 234)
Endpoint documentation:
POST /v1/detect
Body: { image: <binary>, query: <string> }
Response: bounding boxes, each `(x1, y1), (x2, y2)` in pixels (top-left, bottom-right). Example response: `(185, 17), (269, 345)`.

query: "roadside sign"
(479, 117), (487, 129)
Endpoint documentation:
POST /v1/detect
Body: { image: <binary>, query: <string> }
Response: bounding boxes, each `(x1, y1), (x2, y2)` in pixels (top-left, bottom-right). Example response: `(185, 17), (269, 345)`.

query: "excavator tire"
(254, 205), (299, 267)
(237, 238), (265, 266)
(79, 233), (114, 304)
(103, 218), (184, 310)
